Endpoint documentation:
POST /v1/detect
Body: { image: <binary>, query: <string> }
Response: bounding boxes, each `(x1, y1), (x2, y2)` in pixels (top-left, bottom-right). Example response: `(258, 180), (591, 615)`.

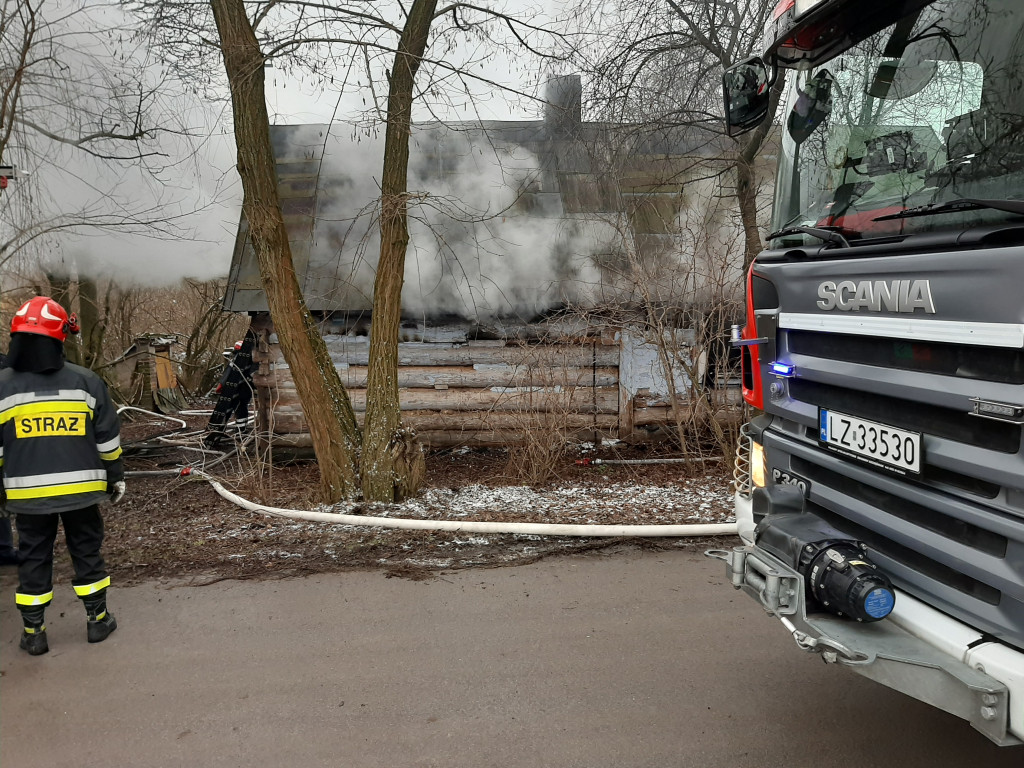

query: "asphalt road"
(1, 546), (1020, 767)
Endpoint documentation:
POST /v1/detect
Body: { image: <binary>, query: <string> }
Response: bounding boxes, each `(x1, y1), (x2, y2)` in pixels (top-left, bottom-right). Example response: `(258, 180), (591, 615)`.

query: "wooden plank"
(633, 404), (684, 426)
(269, 428), (619, 449)
(153, 353), (177, 389)
(264, 386), (619, 415)
(633, 393), (682, 408)
(267, 405), (712, 430)
(277, 178), (317, 198)
(255, 365), (618, 390)
(618, 383), (633, 438)
(260, 342), (619, 368)
(267, 410), (619, 434)
(342, 365), (618, 389)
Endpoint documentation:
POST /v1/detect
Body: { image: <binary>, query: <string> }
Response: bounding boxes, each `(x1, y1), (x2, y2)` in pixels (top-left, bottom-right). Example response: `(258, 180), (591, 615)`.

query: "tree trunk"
(735, 77), (786, 273)
(361, 0), (436, 502)
(77, 278), (104, 369)
(46, 274), (84, 366)
(211, 0), (360, 502)
(734, 156), (762, 273)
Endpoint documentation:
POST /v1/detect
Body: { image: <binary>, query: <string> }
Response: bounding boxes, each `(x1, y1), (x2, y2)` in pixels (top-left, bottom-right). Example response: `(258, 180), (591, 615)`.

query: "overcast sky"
(2, 1), (573, 291)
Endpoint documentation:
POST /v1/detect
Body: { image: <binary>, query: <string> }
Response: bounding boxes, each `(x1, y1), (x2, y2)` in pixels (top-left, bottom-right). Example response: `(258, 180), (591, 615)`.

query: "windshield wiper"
(873, 198), (1024, 221)
(765, 225), (851, 249)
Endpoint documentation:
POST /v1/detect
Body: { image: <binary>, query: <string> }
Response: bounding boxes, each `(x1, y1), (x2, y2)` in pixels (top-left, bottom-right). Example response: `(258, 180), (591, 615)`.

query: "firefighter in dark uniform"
(0, 296), (125, 656)
(206, 333), (256, 445)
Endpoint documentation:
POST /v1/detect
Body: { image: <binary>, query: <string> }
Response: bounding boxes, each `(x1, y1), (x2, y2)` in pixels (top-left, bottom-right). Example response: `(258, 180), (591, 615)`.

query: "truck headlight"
(751, 441), (767, 487)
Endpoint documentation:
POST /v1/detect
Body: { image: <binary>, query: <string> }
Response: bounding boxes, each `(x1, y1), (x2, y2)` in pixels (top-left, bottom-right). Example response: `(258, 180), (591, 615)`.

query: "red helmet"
(10, 296), (79, 342)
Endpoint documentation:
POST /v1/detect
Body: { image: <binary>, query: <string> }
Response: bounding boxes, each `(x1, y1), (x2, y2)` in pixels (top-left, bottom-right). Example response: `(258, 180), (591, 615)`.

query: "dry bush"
(503, 407), (579, 486)
(500, 338), (600, 485)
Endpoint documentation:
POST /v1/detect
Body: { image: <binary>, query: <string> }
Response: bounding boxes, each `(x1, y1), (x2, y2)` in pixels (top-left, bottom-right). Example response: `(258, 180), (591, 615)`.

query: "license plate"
(819, 409), (921, 474)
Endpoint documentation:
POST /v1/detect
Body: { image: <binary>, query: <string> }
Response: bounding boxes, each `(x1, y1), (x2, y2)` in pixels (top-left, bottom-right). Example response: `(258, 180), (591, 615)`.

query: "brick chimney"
(544, 75), (582, 137)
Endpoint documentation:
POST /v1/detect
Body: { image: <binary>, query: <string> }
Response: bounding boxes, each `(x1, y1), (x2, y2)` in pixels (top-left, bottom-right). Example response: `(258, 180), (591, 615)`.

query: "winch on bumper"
(709, 428), (1024, 746)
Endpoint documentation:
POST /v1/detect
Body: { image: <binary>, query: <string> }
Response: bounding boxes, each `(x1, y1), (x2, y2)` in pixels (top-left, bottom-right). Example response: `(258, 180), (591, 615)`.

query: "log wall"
(249, 323), (710, 448)
(252, 329), (633, 447)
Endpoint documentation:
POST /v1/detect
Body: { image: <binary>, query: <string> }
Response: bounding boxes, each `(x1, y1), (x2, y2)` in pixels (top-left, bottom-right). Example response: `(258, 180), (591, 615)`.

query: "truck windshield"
(771, 0), (1024, 243)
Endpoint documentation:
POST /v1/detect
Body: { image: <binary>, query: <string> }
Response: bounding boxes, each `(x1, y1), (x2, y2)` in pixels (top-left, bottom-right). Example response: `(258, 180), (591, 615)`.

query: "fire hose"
(575, 457), (719, 466)
(188, 469), (738, 538)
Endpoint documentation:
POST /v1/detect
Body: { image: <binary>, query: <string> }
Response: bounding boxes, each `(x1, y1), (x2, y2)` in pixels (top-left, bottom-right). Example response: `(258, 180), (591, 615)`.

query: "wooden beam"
(259, 342), (619, 368)
(255, 364), (618, 390)
(267, 410), (620, 434)
(269, 427), (620, 449)
(264, 386), (619, 416)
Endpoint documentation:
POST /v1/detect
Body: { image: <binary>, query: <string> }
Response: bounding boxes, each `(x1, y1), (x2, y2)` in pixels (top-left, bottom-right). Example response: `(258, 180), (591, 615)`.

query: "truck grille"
(798, 427), (1000, 498)
(759, 249), (1024, 650)
(803, 497), (1002, 606)
(789, 330), (1024, 384)
(788, 378), (1021, 453)
(792, 457), (1007, 557)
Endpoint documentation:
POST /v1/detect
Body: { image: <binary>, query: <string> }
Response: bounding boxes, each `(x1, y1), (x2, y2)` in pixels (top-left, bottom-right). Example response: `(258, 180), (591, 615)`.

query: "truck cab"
(714, 0), (1024, 745)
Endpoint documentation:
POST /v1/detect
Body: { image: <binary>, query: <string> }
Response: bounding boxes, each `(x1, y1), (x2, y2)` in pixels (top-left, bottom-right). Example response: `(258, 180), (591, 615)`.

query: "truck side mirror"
(723, 57), (771, 136)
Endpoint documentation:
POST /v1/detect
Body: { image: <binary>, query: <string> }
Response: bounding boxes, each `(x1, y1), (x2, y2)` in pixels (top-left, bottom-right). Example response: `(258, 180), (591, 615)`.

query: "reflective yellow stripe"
(74, 577), (110, 597)
(0, 400), (93, 424)
(93, 611), (107, 621)
(99, 446), (123, 461)
(6, 469), (105, 489)
(0, 390), (96, 415)
(24, 625), (46, 634)
(16, 591), (53, 606)
(6, 481), (107, 500)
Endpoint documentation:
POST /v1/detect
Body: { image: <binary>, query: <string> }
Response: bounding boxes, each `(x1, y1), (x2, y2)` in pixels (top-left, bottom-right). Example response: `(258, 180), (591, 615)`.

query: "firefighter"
(0, 296), (125, 656)
(206, 334), (256, 443)
(220, 340), (254, 427)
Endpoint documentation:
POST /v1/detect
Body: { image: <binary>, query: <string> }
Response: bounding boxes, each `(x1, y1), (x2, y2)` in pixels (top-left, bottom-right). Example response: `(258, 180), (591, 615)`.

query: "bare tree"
(210, 0), (362, 501)
(0, 0), (199, 282)
(360, 0), (437, 501)
(175, 280), (246, 395)
(579, 0), (783, 270)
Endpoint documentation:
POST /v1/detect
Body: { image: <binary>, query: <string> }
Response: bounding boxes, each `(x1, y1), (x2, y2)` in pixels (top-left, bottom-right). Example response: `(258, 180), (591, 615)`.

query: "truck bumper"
(734, 490), (756, 545)
(708, 543), (1024, 745)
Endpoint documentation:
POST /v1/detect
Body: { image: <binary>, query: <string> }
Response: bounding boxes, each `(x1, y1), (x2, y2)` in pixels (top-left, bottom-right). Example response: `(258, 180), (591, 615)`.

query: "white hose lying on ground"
(576, 457), (719, 466)
(116, 406), (187, 431)
(198, 471), (738, 538)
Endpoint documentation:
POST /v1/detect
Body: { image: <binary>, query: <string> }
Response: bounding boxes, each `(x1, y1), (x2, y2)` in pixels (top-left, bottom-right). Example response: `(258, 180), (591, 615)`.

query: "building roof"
(224, 78), (735, 319)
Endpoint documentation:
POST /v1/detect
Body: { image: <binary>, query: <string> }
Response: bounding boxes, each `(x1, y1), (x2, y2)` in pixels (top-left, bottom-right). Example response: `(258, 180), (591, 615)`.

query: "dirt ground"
(47, 409), (736, 586)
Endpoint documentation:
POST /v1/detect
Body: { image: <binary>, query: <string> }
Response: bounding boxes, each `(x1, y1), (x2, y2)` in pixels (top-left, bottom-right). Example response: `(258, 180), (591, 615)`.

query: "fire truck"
(711, 0), (1024, 745)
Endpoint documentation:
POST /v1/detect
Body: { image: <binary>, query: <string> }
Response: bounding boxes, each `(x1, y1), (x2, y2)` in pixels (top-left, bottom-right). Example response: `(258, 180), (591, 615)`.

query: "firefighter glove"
(109, 481), (126, 504)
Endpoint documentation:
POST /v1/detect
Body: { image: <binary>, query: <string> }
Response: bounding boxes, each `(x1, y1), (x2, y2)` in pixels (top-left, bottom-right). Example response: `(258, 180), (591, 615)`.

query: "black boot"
(19, 606), (49, 656)
(83, 591), (117, 644)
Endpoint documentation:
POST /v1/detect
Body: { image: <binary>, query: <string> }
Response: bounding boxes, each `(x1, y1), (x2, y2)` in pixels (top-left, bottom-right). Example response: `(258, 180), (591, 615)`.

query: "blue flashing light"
(770, 361), (796, 377)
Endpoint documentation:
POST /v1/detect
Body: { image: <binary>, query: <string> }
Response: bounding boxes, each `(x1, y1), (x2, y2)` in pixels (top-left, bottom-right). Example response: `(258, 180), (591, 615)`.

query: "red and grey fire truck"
(712, 0), (1024, 745)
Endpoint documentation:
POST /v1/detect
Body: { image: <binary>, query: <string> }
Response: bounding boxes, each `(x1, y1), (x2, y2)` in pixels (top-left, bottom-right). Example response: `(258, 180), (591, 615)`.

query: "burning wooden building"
(224, 77), (765, 449)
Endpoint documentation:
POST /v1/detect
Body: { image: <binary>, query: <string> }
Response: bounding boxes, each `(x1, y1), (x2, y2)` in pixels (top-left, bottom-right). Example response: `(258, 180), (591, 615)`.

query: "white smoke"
(1, 1), (240, 288)
(297, 124), (612, 320)
(39, 128), (240, 286)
